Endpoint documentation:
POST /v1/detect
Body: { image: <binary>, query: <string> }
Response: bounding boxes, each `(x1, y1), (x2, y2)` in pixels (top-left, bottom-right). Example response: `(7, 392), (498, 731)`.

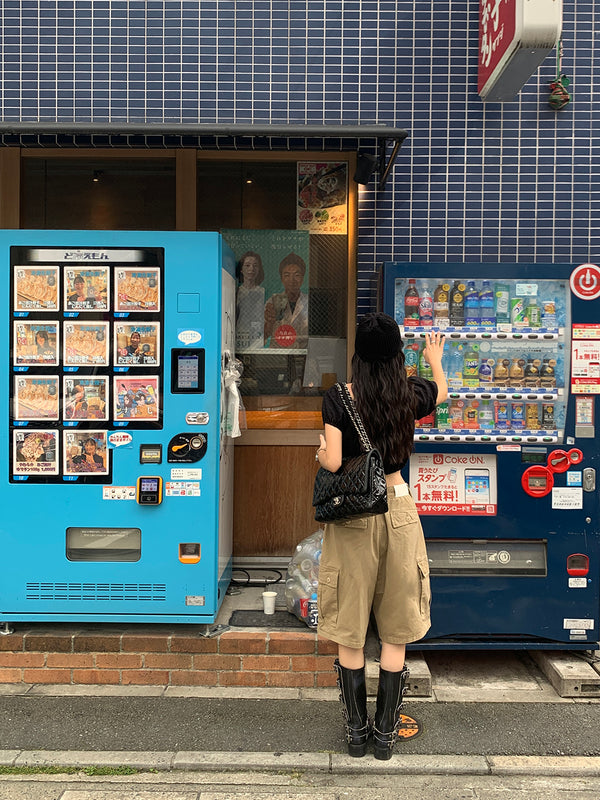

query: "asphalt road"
(0, 695), (599, 756)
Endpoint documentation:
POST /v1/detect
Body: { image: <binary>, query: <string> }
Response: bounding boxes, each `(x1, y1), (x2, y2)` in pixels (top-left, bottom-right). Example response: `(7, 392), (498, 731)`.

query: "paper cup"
(262, 590), (277, 615)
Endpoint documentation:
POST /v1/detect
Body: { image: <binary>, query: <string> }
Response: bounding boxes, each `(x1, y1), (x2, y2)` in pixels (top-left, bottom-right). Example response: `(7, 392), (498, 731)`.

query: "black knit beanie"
(354, 312), (402, 363)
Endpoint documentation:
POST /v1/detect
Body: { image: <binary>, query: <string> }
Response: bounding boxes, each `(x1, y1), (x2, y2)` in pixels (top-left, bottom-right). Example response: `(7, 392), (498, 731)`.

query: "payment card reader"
(136, 476), (162, 505)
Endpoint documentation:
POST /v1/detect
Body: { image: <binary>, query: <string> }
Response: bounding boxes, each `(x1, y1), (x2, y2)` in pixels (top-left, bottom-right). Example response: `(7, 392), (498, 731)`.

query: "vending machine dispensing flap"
(566, 553), (589, 576)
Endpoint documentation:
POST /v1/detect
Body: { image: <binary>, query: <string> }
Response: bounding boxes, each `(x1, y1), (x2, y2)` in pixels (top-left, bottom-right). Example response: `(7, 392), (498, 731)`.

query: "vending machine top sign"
(478, 0), (563, 102)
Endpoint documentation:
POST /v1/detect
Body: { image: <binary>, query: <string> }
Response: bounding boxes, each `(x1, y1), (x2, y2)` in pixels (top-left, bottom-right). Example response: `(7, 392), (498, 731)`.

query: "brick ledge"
(0, 626), (337, 688)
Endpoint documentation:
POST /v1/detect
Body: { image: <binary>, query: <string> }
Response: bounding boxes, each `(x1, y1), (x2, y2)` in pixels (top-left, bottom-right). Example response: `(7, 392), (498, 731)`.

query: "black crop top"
(321, 378), (438, 473)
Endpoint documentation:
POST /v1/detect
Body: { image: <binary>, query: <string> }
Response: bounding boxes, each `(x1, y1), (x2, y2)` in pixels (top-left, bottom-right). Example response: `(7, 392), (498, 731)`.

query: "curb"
(3, 750), (600, 776)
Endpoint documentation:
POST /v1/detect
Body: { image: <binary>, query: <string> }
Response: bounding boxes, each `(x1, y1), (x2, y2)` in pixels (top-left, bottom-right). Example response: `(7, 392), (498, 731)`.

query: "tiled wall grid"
(1, 1), (599, 315)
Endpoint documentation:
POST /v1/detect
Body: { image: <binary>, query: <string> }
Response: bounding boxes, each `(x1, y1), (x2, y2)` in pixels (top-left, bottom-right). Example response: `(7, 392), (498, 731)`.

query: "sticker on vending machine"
(14, 266), (59, 311)
(63, 321), (109, 366)
(113, 376), (159, 421)
(63, 377), (109, 422)
(13, 321), (59, 366)
(114, 322), (160, 366)
(114, 267), (160, 312)
(64, 267), (110, 311)
(14, 376), (59, 421)
(63, 430), (109, 476)
(13, 429), (59, 475)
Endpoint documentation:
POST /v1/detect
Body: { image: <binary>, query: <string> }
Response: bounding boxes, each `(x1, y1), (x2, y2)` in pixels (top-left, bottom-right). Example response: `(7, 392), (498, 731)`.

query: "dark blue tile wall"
(0, 1), (598, 315)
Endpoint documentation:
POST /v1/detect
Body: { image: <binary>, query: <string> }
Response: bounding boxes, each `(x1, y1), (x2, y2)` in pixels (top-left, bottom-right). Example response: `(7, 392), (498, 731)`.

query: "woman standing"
(316, 313), (447, 760)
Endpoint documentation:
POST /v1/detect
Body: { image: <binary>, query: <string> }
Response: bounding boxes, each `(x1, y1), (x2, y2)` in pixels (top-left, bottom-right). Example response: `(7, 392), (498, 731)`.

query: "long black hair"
(351, 346), (416, 468)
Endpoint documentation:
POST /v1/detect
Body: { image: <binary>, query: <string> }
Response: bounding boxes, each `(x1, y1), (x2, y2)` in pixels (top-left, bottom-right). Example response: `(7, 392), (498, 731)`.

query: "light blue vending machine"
(0, 231), (236, 627)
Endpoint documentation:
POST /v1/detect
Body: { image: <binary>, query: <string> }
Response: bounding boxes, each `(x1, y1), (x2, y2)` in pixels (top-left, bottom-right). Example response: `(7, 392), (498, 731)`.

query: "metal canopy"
(0, 121), (408, 191)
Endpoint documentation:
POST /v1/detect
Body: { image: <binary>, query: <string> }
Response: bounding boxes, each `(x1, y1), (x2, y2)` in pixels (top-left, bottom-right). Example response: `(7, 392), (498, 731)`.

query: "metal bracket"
(200, 623), (230, 638)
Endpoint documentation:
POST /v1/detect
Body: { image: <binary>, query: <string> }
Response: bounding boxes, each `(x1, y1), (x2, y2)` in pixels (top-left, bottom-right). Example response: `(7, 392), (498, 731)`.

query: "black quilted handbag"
(313, 383), (388, 523)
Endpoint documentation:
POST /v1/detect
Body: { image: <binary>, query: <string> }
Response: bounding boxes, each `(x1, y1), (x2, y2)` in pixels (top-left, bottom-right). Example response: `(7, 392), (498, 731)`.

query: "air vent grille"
(25, 582), (167, 602)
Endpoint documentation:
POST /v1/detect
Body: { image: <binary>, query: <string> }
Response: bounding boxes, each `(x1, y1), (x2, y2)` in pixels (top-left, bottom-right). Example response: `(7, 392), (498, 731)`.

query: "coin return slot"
(179, 543), (201, 564)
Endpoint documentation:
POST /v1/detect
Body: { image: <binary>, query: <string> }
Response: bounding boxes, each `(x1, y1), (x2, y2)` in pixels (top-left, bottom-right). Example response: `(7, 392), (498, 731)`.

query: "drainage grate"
(25, 582), (167, 602)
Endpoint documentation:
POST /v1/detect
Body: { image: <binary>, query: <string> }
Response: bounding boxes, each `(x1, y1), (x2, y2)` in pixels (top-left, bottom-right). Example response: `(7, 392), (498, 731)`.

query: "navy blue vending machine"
(1, 231), (236, 627)
(382, 262), (600, 649)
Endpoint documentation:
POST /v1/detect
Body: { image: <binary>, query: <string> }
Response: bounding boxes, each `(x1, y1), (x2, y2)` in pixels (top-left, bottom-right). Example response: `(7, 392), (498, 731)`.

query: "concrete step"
(365, 652), (432, 697)
(531, 651), (600, 698)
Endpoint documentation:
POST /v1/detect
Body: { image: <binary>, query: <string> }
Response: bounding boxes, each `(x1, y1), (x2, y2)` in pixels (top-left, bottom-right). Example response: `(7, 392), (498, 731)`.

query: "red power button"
(570, 263), (600, 301)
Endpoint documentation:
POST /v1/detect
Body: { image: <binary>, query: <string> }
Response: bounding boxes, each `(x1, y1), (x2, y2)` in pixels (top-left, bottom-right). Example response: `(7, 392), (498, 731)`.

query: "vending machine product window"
(9, 246), (164, 484)
(392, 276), (570, 445)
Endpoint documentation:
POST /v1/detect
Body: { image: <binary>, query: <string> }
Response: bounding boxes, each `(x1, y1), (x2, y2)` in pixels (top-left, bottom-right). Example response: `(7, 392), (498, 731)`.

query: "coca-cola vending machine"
(381, 262), (599, 650)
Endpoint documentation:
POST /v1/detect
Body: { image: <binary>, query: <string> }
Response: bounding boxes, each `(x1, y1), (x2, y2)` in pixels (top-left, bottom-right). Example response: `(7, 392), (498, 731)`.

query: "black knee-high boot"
(333, 658), (371, 757)
(373, 664), (410, 760)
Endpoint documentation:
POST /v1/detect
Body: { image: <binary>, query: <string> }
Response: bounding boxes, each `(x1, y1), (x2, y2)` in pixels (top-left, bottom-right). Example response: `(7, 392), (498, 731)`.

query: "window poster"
(13, 429), (59, 476)
(63, 321), (109, 366)
(114, 322), (160, 367)
(221, 229), (310, 353)
(297, 161), (348, 235)
(13, 321), (59, 366)
(64, 267), (110, 312)
(14, 376), (60, 421)
(14, 266), (59, 311)
(63, 377), (108, 421)
(113, 376), (159, 421)
(63, 430), (109, 475)
(114, 267), (160, 312)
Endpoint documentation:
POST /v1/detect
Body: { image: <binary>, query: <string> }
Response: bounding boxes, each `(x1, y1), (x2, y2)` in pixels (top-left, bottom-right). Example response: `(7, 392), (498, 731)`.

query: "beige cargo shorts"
(317, 487), (431, 649)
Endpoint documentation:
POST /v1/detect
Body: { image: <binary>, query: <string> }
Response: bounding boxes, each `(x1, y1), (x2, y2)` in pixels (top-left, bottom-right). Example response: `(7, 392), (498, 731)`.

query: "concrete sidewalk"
(1, 759), (600, 800)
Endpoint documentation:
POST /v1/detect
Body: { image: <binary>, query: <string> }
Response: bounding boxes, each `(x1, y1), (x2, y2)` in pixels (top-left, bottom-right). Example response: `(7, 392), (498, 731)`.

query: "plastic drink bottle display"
(541, 300), (557, 328)
(494, 283), (510, 326)
(494, 400), (510, 428)
(523, 358), (540, 387)
(511, 402), (525, 428)
(511, 297), (526, 328)
(493, 357), (510, 387)
(464, 281), (480, 326)
(433, 282), (450, 327)
(539, 358), (556, 388)
(404, 342), (419, 377)
(449, 280), (465, 326)
(418, 348), (433, 380)
(478, 357), (493, 385)
(526, 297), (541, 328)
(404, 279), (420, 327)
(525, 402), (540, 429)
(450, 398), (465, 429)
(478, 398), (494, 430)
(435, 401), (450, 429)
(542, 402), (555, 427)
(448, 342), (464, 389)
(418, 283), (434, 326)
(417, 409), (435, 428)
(509, 357), (525, 387)
(479, 280), (495, 326)
(462, 344), (480, 388)
(463, 400), (479, 429)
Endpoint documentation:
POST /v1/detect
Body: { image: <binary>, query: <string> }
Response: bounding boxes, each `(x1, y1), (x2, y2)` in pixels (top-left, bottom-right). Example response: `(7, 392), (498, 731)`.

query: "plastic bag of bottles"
(285, 530), (323, 629)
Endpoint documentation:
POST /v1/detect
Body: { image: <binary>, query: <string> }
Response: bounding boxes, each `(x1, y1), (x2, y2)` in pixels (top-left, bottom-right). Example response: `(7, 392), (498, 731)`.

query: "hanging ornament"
(549, 37), (571, 110)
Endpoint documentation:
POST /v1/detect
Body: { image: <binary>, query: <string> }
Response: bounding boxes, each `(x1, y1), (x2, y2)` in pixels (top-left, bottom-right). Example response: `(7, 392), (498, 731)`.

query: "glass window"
(21, 158), (176, 230)
(197, 158), (351, 428)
